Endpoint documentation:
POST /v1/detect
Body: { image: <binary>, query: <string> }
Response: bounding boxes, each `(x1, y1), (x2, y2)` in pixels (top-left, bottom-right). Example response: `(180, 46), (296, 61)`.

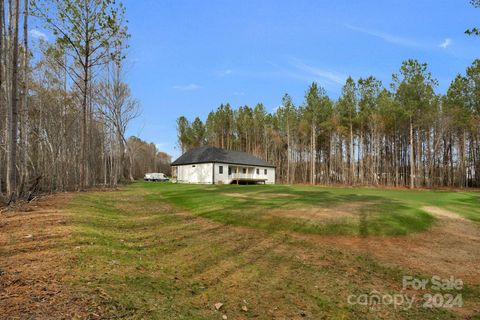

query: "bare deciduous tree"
(96, 61), (140, 186)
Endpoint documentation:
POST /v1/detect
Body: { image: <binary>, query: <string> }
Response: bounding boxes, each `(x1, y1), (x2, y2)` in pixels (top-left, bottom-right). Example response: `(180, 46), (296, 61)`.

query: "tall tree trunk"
(359, 129), (363, 184)
(0, 0), (4, 193)
(460, 130), (466, 188)
(18, 0), (28, 196)
(426, 128), (432, 188)
(449, 134), (454, 187)
(394, 127), (399, 187)
(80, 5), (91, 190)
(349, 121), (354, 185)
(409, 116), (415, 189)
(310, 123), (316, 185)
(80, 58), (89, 189)
(286, 124), (290, 184)
(6, 0), (19, 201)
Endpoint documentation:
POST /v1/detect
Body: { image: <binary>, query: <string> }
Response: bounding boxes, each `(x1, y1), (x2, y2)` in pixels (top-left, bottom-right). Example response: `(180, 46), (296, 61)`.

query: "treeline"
(178, 59), (480, 188)
(0, 0), (162, 203)
(128, 137), (172, 178)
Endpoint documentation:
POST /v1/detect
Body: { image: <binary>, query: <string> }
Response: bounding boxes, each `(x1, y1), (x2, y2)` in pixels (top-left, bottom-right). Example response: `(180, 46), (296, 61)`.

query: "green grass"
(140, 182), (478, 236)
(65, 182), (480, 319)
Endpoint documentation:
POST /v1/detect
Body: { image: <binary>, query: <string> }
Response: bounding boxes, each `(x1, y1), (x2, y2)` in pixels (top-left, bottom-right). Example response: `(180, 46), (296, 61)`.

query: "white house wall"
(175, 163), (276, 184)
(213, 163), (276, 184)
(213, 163), (229, 184)
(265, 167), (275, 184)
(176, 163), (213, 184)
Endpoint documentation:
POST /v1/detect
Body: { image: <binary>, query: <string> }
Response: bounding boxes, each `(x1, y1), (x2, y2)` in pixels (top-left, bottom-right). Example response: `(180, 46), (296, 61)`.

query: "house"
(171, 146), (276, 184)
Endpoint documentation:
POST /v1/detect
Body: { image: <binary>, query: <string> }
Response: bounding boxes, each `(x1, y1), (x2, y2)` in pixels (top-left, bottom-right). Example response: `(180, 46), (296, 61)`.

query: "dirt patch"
(0, 193), (100, 319)
(223, 192), (250, 199)
(293, 206), (480, 284)
(422, 206), (469, 221)
(269, 202), (372, 222)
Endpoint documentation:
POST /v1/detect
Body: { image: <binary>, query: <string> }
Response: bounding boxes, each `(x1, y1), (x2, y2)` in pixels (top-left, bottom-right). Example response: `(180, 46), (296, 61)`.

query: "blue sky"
(102, 1), (480, 157)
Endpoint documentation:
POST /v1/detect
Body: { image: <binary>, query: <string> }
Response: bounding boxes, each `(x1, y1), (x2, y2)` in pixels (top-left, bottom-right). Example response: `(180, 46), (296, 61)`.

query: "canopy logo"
(347, 275), (463, 310)
(347, 290), (414, 310)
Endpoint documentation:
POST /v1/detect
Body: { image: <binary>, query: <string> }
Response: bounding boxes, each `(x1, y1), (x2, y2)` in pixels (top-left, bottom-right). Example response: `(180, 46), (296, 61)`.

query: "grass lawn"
(62, 182), (480, 319)
(143, 182), (480, 235)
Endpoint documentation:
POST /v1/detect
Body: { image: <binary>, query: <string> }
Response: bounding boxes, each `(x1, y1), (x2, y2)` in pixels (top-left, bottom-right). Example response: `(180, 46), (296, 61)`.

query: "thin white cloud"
(345, 24), (422, 48)
(289, 58), (346, 85)
(439, 38), (452, 49)
(29, 29), (48, 41)
(172, 83), (201, 91)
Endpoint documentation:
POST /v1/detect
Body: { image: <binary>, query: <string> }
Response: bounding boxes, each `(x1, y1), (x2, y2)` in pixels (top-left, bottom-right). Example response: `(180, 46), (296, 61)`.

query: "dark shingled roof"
(171, 146), (275, 167)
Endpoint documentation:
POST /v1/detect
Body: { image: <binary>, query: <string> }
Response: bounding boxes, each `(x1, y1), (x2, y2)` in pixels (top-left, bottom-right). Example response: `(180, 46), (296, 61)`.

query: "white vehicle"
(144, 172), (169, 182)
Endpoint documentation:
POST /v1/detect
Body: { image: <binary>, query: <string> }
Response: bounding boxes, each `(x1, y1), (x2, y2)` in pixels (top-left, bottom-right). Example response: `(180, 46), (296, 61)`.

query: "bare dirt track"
(269, 201), (373, 222)
(294, 206), (480, 285)
(0, 194), (99, 319)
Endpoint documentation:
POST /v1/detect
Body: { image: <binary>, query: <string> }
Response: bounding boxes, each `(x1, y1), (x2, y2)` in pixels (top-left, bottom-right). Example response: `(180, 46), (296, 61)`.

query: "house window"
(228, 167), (231, 175)
(219, 166), (223, 174)
(243, 168), (247, 174)
(256, 168), (259, 175)
(264, 169), (267, 175)
(192, 165), (196, 167)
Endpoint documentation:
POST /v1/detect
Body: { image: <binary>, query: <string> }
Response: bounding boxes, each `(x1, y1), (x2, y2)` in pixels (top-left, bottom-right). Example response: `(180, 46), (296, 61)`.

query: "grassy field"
(145, 182), (480, 235)
(58, 182), (480, 319)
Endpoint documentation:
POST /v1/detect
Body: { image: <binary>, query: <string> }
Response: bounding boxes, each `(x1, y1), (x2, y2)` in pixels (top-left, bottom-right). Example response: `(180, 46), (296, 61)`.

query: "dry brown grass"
(223, 192), (295, 200)
(269, 201), (374, 222)
(0, 194), (101, 319)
